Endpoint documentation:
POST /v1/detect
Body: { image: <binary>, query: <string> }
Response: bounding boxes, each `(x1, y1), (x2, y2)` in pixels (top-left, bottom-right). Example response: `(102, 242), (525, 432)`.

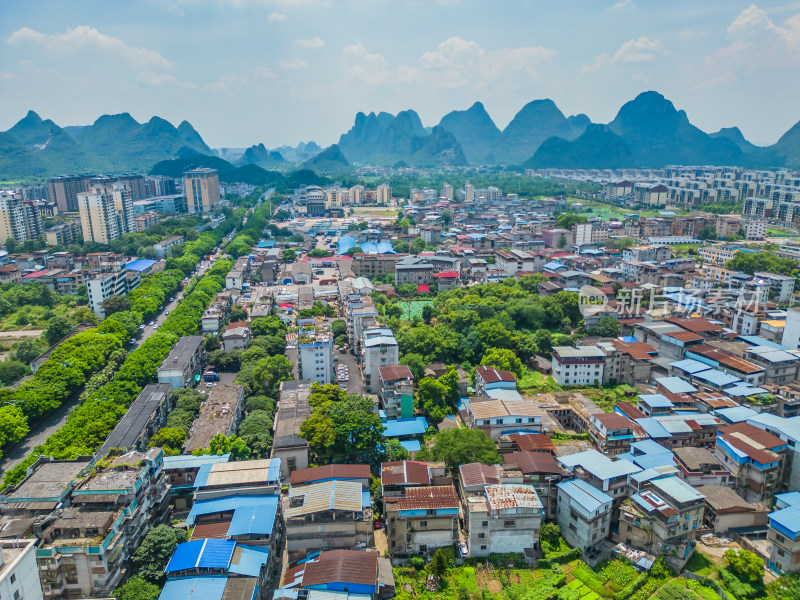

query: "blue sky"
(1, 0), (798, 148)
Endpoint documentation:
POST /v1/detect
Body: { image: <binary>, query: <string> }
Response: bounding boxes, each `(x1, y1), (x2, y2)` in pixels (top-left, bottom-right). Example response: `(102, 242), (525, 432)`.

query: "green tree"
(204, 334), (221, 351)
(591, 315), (621, 338)
(101, 295), (131, 316)
(698, 225), (718, 240)
(113, 575), (160, 600)
(411, 237), (426, 254)
(556, 213), (588, 229)
(430, 548), (451, 576)
(416, 427), (501, 472)
(480, 348), (523, 377)
(558, 234), (568, 249)
(724, 549), (764, 584)
(416, 377), (449, 423)
(422, 304), (435, 323)
(282, 248), (297, 263)
(346, 246), (364, 257)
(0, 361), (27, 387)
(253, 355), (294, 398)
(393, 240), (410, 253)
(331, 319), (347, 338)
(0, 405), (30, 447)
(251, 315), (287, 338)
(438, 367), (461, 406)
(308, 248), (331, 257)
(726, 251), (798, 276)
(44, 317), (74, 346)
(229, 307), (248, 322)
(131, 525), (188, 585)
(148, 427), (186, 453)
(400, 353), (425, 381)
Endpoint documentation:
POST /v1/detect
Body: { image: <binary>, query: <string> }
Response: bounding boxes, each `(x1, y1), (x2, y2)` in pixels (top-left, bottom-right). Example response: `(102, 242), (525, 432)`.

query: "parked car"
(458, 542), (469, 557)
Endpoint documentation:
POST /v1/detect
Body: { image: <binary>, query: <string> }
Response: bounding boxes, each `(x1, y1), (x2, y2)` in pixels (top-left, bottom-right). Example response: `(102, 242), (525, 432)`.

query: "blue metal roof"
(638, 394), (674, 409)
(737, 335), (786, 350)
(228, 545), (270, 577)
(188, 495), (279, 527)
(557, 479), (612, 512)
(399, 439), (422, 452)
(382, 417), (428, 438)
(193, 463), (214, 488)
(163, 454), (230, 471)
(651, 476), (705, 503)
(337, 236), (356, 255)
(362, 490), (372, 508)
(158, 576), (228, 600)
(656, 376), (697, 394)
(126, 259), (158, 272)
(634, 418), (672, 439)
(713, 406), (758, 424)
(670, 359), (711, 374)
(166, 539), (235, 573)
(227, 497), (280, 537)
(543, 261), (566, 271)
(557, 449), (641, 480)
(693, 369), (740, 387)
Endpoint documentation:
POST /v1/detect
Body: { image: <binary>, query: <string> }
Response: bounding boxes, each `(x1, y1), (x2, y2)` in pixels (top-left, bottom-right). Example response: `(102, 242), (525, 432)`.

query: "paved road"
(0, 255), (221, 475)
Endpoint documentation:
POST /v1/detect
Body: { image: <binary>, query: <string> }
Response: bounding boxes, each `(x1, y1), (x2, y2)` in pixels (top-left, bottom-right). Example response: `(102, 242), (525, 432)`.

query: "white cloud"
(581, 36), (661, 72)
(6, 26), (173, 69)
(608, 0), (635, 11)
(293, 36), (324, 48)
(341, 42), (390, 82)
(268, 11), (287, 21)
(695, 5), (800, 88)
(204, 66), (277, 93)
(677, 28), (706, 41)
(137, 72), (197, 88)
(280, 58), (309, 69)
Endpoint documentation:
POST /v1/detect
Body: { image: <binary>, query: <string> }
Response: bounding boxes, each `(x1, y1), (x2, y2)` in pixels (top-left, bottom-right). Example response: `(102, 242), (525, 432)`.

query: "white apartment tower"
(0, 539), (44, 600)
(0, 191), (28, 244)
(465, 182), (475, 202)
(442, 183), (453, 201)
(77, 184), (135, 244)
(377, 183), (391, 205)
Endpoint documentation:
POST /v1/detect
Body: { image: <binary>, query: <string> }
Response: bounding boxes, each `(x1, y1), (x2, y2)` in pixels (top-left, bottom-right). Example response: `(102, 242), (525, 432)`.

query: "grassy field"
(566, 197), (694, 221)
(396, 300), (433, 321)
(351, 207), (400, 216)
(0, 304), (94, 332)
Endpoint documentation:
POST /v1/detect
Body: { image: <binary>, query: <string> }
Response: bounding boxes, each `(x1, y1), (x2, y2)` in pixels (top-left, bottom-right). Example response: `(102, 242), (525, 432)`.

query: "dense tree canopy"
(416, 427), (501, 472)
(726, 251), (798, 277)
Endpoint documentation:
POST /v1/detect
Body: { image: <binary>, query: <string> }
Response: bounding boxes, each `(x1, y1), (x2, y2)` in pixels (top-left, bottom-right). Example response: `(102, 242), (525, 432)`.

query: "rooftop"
(651, 476), (706, 504)
(381, 461), (431, 486)
(302, 549), (378, 588)
(696, 485), (757, 512)
(459, 463), (501, 488)
(96, 383), (171, 459)
(185, 384), (244, 453)
(485, 484), (543, 511)
(557, 479), (612, 512)
(6, 459), (88, 503)
(397, 485), (459, 510)
(286, 480), (363, 517)
(158, 335), (203, 372)
(475, 365), (517, 384)
(290, 464), (371, 486)
(273, 380), (312, 450)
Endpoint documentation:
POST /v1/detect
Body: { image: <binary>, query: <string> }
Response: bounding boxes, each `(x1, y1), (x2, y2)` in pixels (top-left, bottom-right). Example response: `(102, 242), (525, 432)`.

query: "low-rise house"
(474, 365), (517, 396)
(192, 459), (281, 502)
(552, 346), (606, 386)
(184, 384), (245, 454)
(767, 492), (800, 573)
(696, 485), (769, 534)
(161, 453), (230, 510)
(380, 461), (449, 499)
(503, 451), (564, 519)
(221, 321), (251, 352)
(464, 396), (543, 440)
(271, 380), (312, 479)
(290, 465), (371, 490)
(462, 484), (544, 559)
(385, 485), (459, 556)
(673, 447), (733, 487)
(284, 480), (372, 559)
(614, 476), (705, 569)
(156, 335), (204, 390)
(557, 449), (641, 500)
(379, 364), (414, 420)
(715, 422), (788, 503)
(556, 479), (613, 561)
(280, 549), (395, 599)
(588, 413), (636, 456)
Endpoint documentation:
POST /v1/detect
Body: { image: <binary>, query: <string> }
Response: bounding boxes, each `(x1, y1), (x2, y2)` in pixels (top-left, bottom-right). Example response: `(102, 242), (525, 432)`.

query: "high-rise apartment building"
(376, 183), (391, 205)
(465, 182), (475, 202)
(77, 185), (135, 244)
(115, 174), (148, 201)
(442, 183), (453, 201)
(184, 168), (220, 213)
(0, 191), (44, 244)
(47, 175), (92, 212)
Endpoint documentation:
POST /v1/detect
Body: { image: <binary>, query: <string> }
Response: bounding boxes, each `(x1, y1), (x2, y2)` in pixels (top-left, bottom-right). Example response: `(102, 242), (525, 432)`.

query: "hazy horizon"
(1, 0), (799, 149)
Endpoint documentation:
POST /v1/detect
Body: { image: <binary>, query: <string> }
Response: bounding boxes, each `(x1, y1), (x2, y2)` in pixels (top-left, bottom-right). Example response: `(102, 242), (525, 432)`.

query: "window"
(419, 521), (427, 527)
(504, 520), (515, 528)
(482, 521), (488, 527)
(14, 592), (20, 600)
(481, 545), (487, 550)
(10, 574), (16, 584)
(478, 533), (485, 539)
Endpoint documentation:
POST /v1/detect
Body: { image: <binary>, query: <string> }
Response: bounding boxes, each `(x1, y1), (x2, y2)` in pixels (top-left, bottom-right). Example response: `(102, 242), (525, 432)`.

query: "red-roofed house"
(715, 423), (788, 503)
(475, 365), (517, 396)
(433, 271), (460, 291)
(589, 413), (637, 456)
(222, 320), (251, 352)
(385, 485), (460, 556)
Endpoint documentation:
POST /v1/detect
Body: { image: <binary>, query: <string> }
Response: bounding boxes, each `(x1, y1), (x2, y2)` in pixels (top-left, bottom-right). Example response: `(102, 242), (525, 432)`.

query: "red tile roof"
(593, 413), (634, 430)
(611, 340), (657, 360)
(190, 520), (231, 540)
(381, 461), (431, 486)
(615, 402), (647, 420)
(290, 464), (371, 486)
(397, 485), (460, 510)
(378, 364), (414, 383)
(665, 317), (723, 334)
(302, 550), (378, 587)
(506, 451), (562, 475)
(508, 433), (556, 453)
(459, 463), (501, 488)
(475, 365), (517, 385)
(719, 423), (786, 451)
(667, 331), (705, 342)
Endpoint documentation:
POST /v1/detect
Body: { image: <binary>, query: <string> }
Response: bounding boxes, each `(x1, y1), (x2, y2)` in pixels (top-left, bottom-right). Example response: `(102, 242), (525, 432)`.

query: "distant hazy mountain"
(239, 143), (286, 169)
(273, 141), (323, 163)
(438, 102), (501, 164)
(301, 144), (350, 172)
(490, 99), (589, 165)
(338, 109), (466, 166)
(1, 110), (213, 177)
(710, 127), (760, 153)
(524, 124), (635, 169)
(757, 120), (800, 169)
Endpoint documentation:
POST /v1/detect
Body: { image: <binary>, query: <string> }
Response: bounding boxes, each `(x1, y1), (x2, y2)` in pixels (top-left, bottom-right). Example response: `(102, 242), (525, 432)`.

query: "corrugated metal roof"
(166, 539), (235, 573)
(199, 459), (281, 488)
(651, 476), (705, 504)
(557, 449), (641, 480)
(557, 479), (612, 512)
(286, 480), (363, 517)
(228, 544), (270, 577)
(485, 484), (543, 510)
(290, 464), (371, 486)
(656, 377), (697, 394)
(302, 550), (378, 588)
(158, 576), (228, 600)
(188, 495), (279, 526)
(397, 485), (459, 510)
(227, 498), (279, 536)
(382, 417), (428, 438)
(381, 461), (431, 486)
